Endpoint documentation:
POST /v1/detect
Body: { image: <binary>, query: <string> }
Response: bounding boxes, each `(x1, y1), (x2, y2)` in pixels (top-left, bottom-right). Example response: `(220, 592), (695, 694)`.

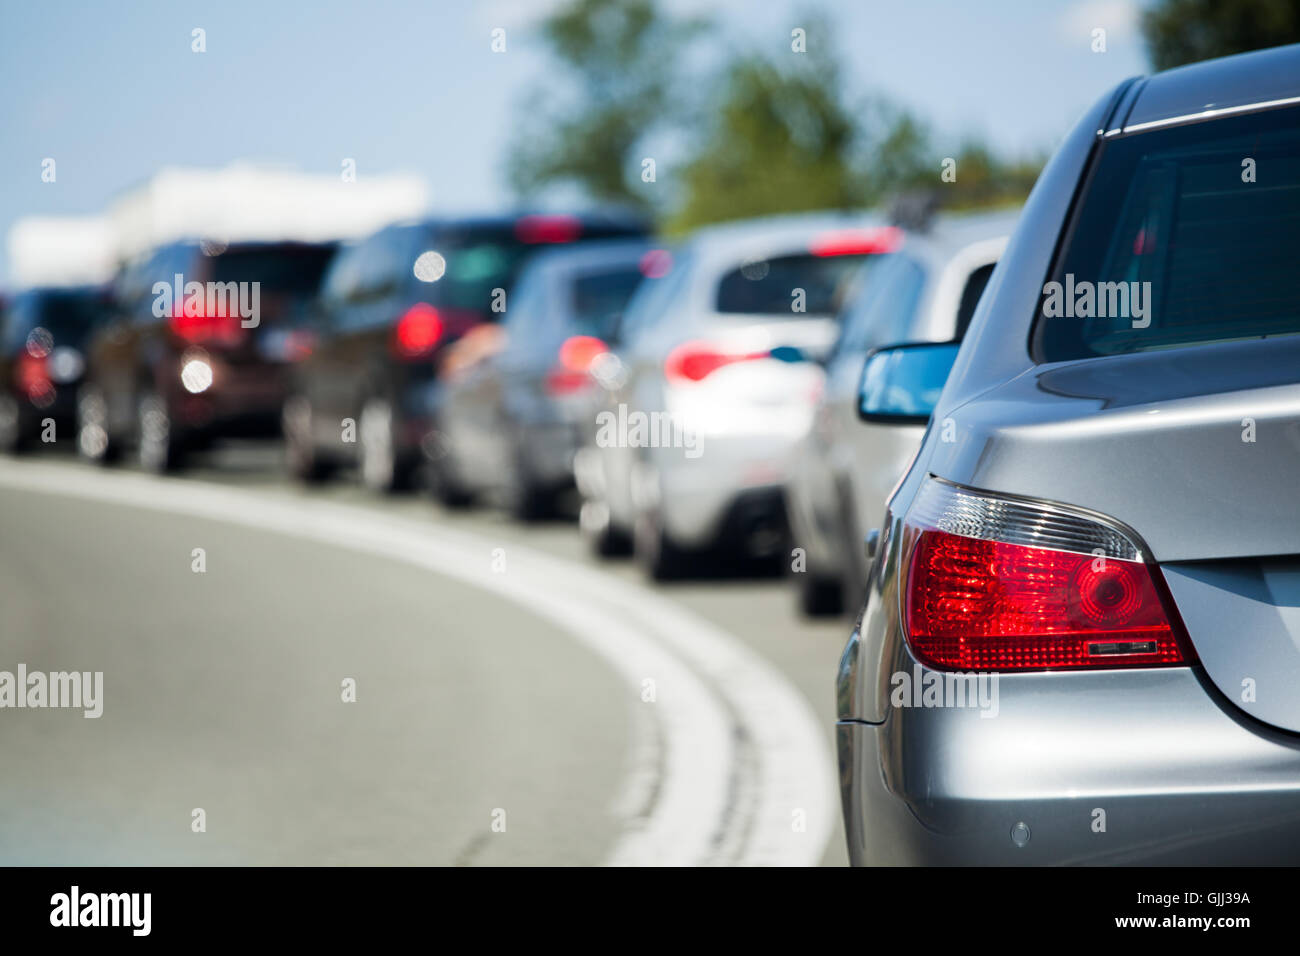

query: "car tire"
(76, 384), (118, 464)
(580, 499), (633, 557)
(633, 504), (692, 581)
(283, 395), (332, 483)
(137, 389), (184, 473)
(798, 573), (844, 617)
(422, 429), (475, 508)
(505, 443), (553, 522)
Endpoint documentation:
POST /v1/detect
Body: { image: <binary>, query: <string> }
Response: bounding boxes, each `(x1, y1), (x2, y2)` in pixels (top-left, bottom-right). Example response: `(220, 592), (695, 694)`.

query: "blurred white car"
(574, 213), (899, 579)
(786, 209), (1017, 615)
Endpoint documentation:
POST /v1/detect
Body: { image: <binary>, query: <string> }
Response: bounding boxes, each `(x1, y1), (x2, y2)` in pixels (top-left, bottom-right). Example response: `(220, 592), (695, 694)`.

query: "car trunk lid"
(930, 335), (1300, 730)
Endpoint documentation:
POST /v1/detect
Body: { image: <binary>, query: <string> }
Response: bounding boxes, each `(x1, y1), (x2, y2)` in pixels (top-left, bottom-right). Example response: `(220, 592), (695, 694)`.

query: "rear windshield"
(570, 266), (645, 338)
(715, 253), (866, 316)
(1035, 104), (1300, 361)
(419, 231), (537, 313)
(3, 289), (103, 350)
(212, 246), (336, 295)
(416, 221), (646, 317)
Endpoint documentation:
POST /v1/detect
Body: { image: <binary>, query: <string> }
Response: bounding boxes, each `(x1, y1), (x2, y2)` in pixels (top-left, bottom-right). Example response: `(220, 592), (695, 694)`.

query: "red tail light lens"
(664, 341), (770, 383)
(546, 335), (609, 394)
(809, 226), (902, 257)
(392, 304), (444, 359)
(15, 353), (51, 399)
(169, 300), (245, 346)
(515, 215), (582, 244)
(902, 479), (1193, 672)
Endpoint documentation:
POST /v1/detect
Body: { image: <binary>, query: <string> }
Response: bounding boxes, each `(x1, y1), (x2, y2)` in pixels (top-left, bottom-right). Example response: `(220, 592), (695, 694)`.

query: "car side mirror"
(857, 341), (961, 424)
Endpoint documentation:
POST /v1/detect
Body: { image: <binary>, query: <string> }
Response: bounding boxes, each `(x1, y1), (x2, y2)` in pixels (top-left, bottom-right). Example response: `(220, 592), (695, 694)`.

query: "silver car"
(574, 214), (898, 578)
(435, 239), (652, 518)
(838, 44), (1300, 864)
(787, 210), (1016, 617)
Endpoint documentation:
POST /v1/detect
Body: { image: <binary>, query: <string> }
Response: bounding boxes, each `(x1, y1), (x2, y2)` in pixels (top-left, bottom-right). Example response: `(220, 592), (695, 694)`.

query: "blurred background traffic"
(10, 0), (1291, 600)
(1, 0), (1296, 865)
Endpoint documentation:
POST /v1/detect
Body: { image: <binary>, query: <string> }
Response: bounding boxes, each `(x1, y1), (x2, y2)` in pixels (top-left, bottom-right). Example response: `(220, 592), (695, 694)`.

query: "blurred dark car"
(282, 213), (648, 491)
(77, 239), (338, 471)
(436, 238), (654, 517)
(0, 284), (112, 452)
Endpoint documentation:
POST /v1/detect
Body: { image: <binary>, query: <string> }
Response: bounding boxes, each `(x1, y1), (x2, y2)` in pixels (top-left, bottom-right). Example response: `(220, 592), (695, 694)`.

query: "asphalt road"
(0, 442), (852, 866)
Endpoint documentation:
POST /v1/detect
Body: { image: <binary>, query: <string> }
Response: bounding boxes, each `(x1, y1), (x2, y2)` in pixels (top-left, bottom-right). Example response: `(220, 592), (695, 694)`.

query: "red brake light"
(546, 335), (609, 394)
(515, 215), (582, 244)
(902, 480), (1193, 672)
(664, 341), (770, 383)
(809, 226), (902, 257)
(393, 304), (444, 359)
(169, 297), (245, 346)
(15, 353), (51, 400)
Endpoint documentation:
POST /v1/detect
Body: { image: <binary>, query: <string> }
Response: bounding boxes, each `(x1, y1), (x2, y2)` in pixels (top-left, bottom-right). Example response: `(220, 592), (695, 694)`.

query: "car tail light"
(169, 301), (245, 346)
(392, 304), (444, 359)
(515, 215), (582, 244)
(15, 353), (51, 398)
(546, 335), (609, 394)
(902, 478), (1194, 672)
(809, 226), (902, 257)
(664, 340), (771, 384)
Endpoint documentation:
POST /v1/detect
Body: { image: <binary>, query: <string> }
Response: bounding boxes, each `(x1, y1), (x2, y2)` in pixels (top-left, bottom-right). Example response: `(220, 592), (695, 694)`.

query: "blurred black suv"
(282, 213), (647, 491)
(78, 239), (337, 471)
(0, 284), (111, 453)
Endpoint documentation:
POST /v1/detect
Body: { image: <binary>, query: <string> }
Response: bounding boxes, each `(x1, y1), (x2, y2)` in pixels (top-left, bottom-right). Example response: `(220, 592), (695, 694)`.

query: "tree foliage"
(505, 0), (705, 210)
(1142, 0), (1300, 70)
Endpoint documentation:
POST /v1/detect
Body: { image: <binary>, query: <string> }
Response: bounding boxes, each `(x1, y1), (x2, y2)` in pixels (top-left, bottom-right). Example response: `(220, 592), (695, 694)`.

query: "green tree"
(1142, 0), (1300, 70)
(668, 52), (866, 232)
(505, 0), (705, 211)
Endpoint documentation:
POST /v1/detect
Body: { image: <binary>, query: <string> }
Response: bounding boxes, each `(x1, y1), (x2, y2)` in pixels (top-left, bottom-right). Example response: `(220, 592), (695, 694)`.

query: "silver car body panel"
(839, 45), (1300, 864)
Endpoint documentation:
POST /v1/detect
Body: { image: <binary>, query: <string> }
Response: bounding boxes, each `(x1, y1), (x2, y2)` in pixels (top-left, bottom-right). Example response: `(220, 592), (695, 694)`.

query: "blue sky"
(0, 0), (1150, 282)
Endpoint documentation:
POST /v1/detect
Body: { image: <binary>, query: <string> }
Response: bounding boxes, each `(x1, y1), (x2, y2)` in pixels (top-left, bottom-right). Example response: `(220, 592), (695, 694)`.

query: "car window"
(954, 262), (995, 338)
(2, 290), (103, 351)
(355, 230), (402, 301)
(411, 227), (535, 318)
(616, 248), (691, 348)
(320, 242), (363, 306)
(136, 245), (193, 322)
(1035, 103), (1300, 361)
(834, 252), (927, 354)
(209, 246), (335, 296)
(714, 252), (866, 317)
(568, 265), (645, 340)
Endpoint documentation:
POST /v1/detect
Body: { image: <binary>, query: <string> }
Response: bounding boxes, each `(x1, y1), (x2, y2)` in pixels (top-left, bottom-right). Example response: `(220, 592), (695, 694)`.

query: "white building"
(6, 163), (430, 288)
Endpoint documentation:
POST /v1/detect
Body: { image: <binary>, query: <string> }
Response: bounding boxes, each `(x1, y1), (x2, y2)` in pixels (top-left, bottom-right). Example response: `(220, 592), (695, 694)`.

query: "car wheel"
(137, 389), (184, 473)
(798, 573), (844, 617)
(76, 385), (118, 464)
(505, 444), (553, 522)
(633, 503), (692, 581)
(283, 395), (331, 483)
(0, 394), (25, 454)
(580, 499), (633, 557)
(422, 428), (475, 508)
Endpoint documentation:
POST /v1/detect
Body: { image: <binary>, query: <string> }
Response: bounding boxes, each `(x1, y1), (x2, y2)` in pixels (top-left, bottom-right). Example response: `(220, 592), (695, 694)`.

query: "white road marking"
(0, 460), (837, 866)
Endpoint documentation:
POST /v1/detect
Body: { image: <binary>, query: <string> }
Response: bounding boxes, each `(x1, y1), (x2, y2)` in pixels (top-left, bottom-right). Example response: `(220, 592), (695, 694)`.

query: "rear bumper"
(654, 432), (798, 548)
(166, 360), (288, 438)
(838, 646), (1300, 865)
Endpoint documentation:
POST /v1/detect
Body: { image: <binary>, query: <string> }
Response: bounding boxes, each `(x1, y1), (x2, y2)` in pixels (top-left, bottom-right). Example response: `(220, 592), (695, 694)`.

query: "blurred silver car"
(574, 214), (899, 577)
(435, 239), (652, 518)
(838, 44), (1300, 864)
(787, 210), (1016, 616)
